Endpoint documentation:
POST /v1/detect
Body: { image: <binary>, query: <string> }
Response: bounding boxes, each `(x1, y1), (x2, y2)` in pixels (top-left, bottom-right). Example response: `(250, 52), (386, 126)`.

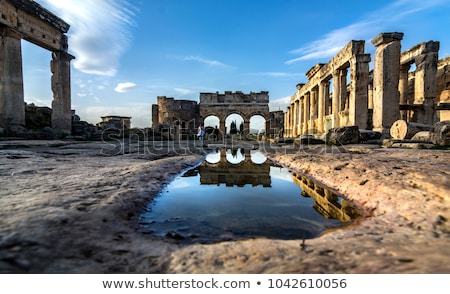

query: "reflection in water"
(140, 149), (361, 244)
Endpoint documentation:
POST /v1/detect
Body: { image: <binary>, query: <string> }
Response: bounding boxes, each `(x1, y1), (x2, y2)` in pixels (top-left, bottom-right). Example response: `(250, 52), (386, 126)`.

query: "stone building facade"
(284, 32), (450, 138)
(151, 91), (284, 139)
(199, 91), (270, 138)
(97, 115), (132, 130)
(152, 96), (200, 135)
(0, 0), (74, 134)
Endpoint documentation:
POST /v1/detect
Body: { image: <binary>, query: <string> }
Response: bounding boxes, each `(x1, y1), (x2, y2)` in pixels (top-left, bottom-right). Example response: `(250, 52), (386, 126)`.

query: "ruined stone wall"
(286, 40), (370, 136)
(199, 91), (270, 138)
(152, 96), (199, 132)
(0, 0), (74, 135)
(269, 110), (284, 138)
(200, 91), (269, 105)
(284, 32), (450, 139)
(437, 56), (450, 99)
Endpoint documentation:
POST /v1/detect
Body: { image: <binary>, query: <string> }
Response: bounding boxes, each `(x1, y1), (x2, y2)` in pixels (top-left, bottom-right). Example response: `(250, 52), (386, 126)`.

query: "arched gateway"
(0, 0), (74, 134)
(199, 91), (270, 138)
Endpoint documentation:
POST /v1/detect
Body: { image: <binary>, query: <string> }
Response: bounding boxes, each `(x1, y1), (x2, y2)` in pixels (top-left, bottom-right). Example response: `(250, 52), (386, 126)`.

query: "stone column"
(310, 88), (318, 133)
(311, 87), (318, 118)
(0, 27), (25, 130)
(349, 54), (370, 129)
(371, 32), (403, 137)
(51, 51), (75, 134)
(242, 120), (250, 138)
(302, 93), (310, 134)
(219, 119), (226, 140)
(414, 42), (439, 124)
(332, 70), (341, 128)
(318, 80), (329, 133)
(399, 64), (410, 121)
(340, 69), (348, 111)
(293, 100), (299, 136)
(284, 106), (292, 138)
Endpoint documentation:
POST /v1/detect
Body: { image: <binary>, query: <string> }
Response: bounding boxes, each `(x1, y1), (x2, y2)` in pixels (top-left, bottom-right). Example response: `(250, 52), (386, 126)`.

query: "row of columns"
(0, 26), (74, 134)
(284, 54), (370, 136)
(284, 32), (439, 138)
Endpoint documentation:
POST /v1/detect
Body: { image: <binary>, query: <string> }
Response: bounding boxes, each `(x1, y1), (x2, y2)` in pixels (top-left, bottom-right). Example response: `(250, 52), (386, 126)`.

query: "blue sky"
(22, 0), (450, 128)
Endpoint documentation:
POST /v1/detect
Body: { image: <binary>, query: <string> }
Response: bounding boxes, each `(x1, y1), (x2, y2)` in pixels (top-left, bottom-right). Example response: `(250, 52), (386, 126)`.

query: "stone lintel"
(401, 41), (440, 65)
(371, 32), (404, 47)
(306, 64), (325, 80)
(9, 0), (70, 33)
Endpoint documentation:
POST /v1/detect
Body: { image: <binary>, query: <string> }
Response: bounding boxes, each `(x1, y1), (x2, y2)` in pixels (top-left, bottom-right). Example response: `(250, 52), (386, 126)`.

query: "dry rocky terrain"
(0, 139), (449, 273)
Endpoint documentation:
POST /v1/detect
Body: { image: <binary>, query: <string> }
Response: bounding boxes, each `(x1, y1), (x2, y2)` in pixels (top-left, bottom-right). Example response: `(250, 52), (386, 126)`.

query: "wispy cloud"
(39, 0), (136, 76)
(269, 96), (291, 111)
(114, 82), (137, 93)
(286, 0), (447, 64)
(250, 72), (305, 78)
(170, 55), (230, 68)
(174, 88), (194, 96)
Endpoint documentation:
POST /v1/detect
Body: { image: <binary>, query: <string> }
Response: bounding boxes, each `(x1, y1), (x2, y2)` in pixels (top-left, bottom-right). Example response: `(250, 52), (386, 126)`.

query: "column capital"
(371, 32), (404, 47)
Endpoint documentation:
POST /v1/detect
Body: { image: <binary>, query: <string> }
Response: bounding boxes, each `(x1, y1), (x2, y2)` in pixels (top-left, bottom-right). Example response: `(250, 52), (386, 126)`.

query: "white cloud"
(114, 82), (137, 93)
(269, 96), (291, 112)
(174, 88), (193, 96)
(177, 55), (230, 67)
(285, 0), (448, 64)
(38, 0), (136, 76)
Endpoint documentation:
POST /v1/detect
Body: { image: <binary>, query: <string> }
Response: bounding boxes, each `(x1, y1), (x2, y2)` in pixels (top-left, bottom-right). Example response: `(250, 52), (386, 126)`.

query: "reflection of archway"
(0, 0), (75, 134)
(199, 91), (270, 139)
(200, 149), (271, 187)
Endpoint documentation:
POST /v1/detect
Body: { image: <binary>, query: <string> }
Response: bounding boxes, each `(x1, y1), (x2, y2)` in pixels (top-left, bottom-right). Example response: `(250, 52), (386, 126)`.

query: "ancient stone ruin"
(0, 0), (75, 136)
(152, 91), (284, 139)
(283, 32), (450, 145)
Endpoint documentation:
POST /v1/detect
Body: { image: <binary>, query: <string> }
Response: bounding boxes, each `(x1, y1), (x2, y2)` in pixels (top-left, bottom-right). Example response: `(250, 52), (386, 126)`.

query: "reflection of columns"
(371, 32), (403, 137)
(51, 51), (75, 133)
(302, 93), (310, 134)
(0, 27), (25, 129)
(399, 64), (410, 121)
(349, 54), (370, 129)
(332, 70), (341, 128)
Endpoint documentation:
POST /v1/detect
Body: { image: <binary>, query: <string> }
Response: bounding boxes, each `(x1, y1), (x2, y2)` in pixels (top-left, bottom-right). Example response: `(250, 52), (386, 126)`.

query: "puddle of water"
(140, 148), (359, 244)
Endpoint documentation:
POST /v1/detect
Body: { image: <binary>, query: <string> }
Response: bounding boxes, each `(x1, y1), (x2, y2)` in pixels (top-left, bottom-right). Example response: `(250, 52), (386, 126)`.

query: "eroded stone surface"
(0, 140), (449, 273)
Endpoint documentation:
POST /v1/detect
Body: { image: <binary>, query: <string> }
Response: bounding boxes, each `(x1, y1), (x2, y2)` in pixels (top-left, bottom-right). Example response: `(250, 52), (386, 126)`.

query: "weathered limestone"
(0, 26), (25, 130)
(371, 32), (404, 137)
(199, 91), (270, 138)
(285, 41), (369, 137)
(399, 41), (440, 125)
(51, 51), (75, 133)
(0, 0), (74, 134)
(152, 92), (283, 139)
(430, 120), (450, 146)
(389, 119), (432, 140)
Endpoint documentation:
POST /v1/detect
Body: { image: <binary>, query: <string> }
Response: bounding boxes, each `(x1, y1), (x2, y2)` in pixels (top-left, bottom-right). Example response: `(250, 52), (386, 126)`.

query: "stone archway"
(0, 0), (75, 134)
(199, 91), (270, 139)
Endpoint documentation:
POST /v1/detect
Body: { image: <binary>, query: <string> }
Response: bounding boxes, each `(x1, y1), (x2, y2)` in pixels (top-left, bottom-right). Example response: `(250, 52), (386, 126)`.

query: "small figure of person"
(214, 125), (219, 141)
(197, 124), (204, 142)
